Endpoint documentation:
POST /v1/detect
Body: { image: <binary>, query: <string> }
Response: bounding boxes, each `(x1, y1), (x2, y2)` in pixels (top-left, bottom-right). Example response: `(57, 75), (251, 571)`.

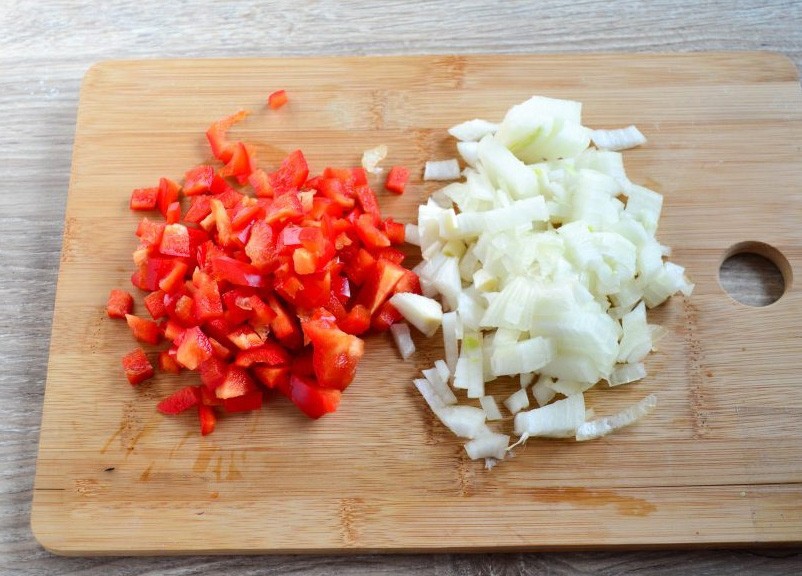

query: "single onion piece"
(404, 223), (421, 246)
(592, 126), (647, 151)
(424, 159), (461, 181)
(390, 322), (416, 360)
(361, 144), (388, 174)
(422, 365), (458, 405)
(448, 119), (499, 142)
(608, 362), (647, 387)
(464, 432), (510, 460)
(479, 395), (503, 421)
(503, 387), (529, 415)
(575, 394), (657, 441)
(389, 292), (443, 337)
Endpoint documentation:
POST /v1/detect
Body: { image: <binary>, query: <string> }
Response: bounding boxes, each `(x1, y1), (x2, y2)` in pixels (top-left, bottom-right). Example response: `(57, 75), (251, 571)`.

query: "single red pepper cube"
(215, 366), (258, 399)
(122, 348), (154, 386)
(267, 89), (288, 110)
(143, 289), (167, 320)
(157, 385), (201, 415)
(158, 350), (182, 374)
(106, 289), (134, 319)
(183, 165), (216, 196)
(125, 314), (162, 345)
(198, 404), (217, 436)
(283, 374), (342, 419)
(157, 177), (181, 217)
(130, 187), (158, 210)
(384, 165), (410, 194)
(160, 224), (191, 258)
(222, 391), (263, 413)
(175, 326), (213, 370)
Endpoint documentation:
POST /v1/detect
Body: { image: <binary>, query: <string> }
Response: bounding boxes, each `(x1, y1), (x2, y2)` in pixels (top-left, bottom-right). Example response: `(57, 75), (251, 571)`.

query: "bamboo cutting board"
(33, 53), (802, 554)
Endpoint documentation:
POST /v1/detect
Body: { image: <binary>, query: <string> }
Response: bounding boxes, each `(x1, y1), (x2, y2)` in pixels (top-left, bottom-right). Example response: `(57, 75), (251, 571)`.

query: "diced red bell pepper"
(215, 366), (258, 399)
(371, 300), (403, 332)
(157, 385), (201, 415)
(199, 385), (223, 406)
(136, 217), (166, 248)
(394, 268), (422, 295)
(199, 356), (228, 390)
(122, 348), (154, 386)
(267, 89), (288, 110)
(130, 187), (158, 211)
(158, 350), (182, 374)
(385, 165), (410, 194)
(183, 165), (216, 196)
(231, 202), (264, 231)
(206, 109), (249, 164)
(143, 289), (167, 320)
(342, 247), (376, 286)
(157, 177), (181, 217)
(191, 269), (223, 322)
(302, 310), (365, 390)
(157, 259), (189, 294)
(245, 294), (277, 327)
(282, 374), (342, 419)
(265, 192), (304, 224)
(355, 213), (391, 249)
(356, 257), (407, 315)
(162, 319), (185, 341)
(222, 391), (263, 413)
(234, 340), (290, 367)
(244, 220), (278, 272)
(266, 294), (303, 349)
(170, 294), (195, 326)
(252, 364), (290, 390)
(160, 224), (191, 258)
(198, 404), (217, 435)
(107, 289), (134, 319)
(338, 304), (371, 335)
(227, 325), (265, 350)
(370, 246), (405, 265)
(125, 314), (161, 345)
(268, 150), (309, 197)
(354, 184), (381, 224)
(219, 141), (256, 185)
(184, 195), (213, 224)
(210, 255), (266, 288)
(165, 201), (181, 225)
(318, 178), (355, 209)
(208, 336), (233, 360)
(382, 218), (406, 245)
(175, 326), (213, 370)
(248, 168), (273, 197)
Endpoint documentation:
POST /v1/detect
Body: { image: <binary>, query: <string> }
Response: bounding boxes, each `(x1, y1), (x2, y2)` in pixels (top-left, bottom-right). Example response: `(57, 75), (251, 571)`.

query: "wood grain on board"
(32, 53), (802, 554)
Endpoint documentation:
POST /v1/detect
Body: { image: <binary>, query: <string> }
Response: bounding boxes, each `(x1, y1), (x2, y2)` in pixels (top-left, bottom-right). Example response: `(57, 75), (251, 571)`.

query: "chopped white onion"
(575, 394), (657, 441)
(503, 388), (530, 415)
(608, 362), (647, 387)
(433, 405), (488, 439)
(514, 393), (585, 438)
(424, 159), (461, 181)
(592, 126), (647, 151)
(361, 144), (387, 174)
(406, 95), (692, 463)
(479, 395), (503, 421)
(448, 119), (499, 142)
(390, 322), (416, 360)
(464, 432), (509, 460)
(422, 365), (458, 405)
(404, 223), (421, 246)
(389, 292), (443, 337)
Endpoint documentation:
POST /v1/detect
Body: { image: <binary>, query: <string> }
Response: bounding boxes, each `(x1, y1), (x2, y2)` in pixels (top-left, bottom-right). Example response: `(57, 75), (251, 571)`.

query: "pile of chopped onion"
(395, 95), (693, 467)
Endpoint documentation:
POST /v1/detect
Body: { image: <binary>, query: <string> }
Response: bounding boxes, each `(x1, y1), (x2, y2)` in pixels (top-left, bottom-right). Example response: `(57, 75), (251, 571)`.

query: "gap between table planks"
(33, 53), (802, 554)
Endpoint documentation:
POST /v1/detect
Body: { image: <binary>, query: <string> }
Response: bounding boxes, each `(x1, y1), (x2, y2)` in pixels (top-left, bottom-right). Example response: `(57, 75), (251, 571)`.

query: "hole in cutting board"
(718, 241), (791, 307)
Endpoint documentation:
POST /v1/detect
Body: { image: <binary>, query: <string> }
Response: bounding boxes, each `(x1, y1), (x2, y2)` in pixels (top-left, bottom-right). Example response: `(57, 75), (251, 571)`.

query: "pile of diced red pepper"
(108, 105), (415, 435)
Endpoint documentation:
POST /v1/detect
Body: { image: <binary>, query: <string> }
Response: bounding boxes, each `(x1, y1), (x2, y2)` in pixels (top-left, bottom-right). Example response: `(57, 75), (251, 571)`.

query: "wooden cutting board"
(32, 53), (802, 554)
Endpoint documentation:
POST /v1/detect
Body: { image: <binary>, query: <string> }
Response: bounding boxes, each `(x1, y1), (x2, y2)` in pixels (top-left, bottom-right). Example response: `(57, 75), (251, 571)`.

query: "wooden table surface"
(2, 1), (800, 574)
